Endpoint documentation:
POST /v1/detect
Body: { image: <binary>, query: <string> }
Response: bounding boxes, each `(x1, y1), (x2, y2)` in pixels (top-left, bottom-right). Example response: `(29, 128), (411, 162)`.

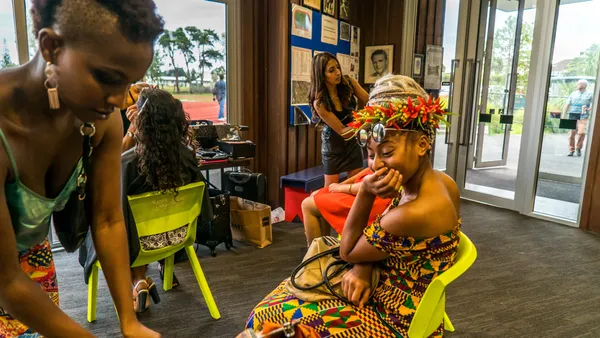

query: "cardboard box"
(230, 197), (272, 248)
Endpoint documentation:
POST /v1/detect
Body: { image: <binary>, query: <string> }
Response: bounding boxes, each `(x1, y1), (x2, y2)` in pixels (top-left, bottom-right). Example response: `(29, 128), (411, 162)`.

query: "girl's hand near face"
(361, 167), (402, 199)
(125, 105), (138, 123)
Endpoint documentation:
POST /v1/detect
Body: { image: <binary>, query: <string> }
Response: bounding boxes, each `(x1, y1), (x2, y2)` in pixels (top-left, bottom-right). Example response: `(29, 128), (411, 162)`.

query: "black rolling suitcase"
(223, 170), (266, 204)
(196, 183), (234, 257)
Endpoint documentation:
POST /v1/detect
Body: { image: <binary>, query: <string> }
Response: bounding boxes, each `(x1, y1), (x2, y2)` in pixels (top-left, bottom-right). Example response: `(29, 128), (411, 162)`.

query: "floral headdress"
(345, 96), (448, 146)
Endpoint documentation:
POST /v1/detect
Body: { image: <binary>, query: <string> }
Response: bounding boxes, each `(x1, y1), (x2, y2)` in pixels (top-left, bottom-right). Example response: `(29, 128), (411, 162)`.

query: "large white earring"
(44, 61), (60, 109)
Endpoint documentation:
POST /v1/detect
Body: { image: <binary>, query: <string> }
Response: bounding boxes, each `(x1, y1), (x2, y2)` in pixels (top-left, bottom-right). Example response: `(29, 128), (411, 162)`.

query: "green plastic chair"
(87, 181), (221, 322)
(407, 231), (477, 337)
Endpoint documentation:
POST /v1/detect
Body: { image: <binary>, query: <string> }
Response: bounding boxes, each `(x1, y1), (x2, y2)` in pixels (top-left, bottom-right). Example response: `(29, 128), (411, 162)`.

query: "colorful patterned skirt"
(247, 280), (401, 338)
(0, 239), (58, 338)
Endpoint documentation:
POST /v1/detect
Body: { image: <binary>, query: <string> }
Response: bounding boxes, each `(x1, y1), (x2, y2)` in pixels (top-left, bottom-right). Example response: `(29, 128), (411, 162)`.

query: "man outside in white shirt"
(562, 79), (593, 157)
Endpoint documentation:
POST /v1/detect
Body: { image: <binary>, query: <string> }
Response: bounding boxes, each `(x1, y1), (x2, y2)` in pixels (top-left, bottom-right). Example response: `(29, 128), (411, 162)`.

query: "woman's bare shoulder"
(0, 69), (22, 116)
(379, 172), (459, 238)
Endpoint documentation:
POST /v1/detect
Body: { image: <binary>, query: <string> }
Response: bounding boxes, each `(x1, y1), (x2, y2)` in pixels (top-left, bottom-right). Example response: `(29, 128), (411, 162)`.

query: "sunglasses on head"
(356, 123), (420, 147)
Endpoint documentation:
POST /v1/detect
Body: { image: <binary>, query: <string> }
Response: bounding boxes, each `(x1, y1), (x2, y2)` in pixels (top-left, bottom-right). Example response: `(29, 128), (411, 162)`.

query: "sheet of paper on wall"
(336, 53), (352, 75)
(351, 57), (360, 80)
(350, 26), (360, 58)
(291, 46), (312, 106)
(291, 46), (312, 82)
(321, 15), (338, 45)
(424, 45), (443, 90)
(291, 5), (313, 40)
(314, 50), (325, 57)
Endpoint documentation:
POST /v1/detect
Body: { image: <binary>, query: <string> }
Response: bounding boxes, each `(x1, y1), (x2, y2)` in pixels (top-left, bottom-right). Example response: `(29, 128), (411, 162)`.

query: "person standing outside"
(563, 79), (593, 157)
(213, 74), (226, 121)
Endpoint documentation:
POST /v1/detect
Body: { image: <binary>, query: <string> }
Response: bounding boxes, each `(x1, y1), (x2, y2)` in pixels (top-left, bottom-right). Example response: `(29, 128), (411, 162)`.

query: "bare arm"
(121, 105), (138, 153)
(121, 132), (136, 153)
(0, 165), (93, 337)
(314, 102), (353, 137)
(340, 188), (389, 263)
(329, 182), (362, 195)
(340, 167), (401, 263)
(89, 114), (156, 337)
(347, 76), (369, 106)
(340, 168), (371, 184)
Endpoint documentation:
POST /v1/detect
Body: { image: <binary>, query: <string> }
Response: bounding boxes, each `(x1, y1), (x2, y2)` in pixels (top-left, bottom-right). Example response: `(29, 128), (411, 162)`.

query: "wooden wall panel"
(388, 1), (405, 75)
(580, 96), (600, 232)
(434, 0), (445, 46)
(415, 0), (444, 88)
(297, 126), (308, 170)
(307, 134), (316, 167)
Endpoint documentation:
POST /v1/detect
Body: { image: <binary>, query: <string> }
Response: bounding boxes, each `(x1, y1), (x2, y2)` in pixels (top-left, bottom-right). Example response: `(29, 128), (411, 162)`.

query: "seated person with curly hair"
(244, 75), (460, 337)
(80, 88), (212, 312)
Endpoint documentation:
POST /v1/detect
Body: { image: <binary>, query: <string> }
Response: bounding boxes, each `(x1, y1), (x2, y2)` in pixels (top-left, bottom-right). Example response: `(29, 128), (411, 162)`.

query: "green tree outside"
(1, 39), (16, 69)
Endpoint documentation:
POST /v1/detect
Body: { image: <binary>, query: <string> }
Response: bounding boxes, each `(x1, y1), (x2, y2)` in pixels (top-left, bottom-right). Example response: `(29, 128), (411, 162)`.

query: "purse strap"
(289, 245), (353, 303)
(77, 122), (95, 200)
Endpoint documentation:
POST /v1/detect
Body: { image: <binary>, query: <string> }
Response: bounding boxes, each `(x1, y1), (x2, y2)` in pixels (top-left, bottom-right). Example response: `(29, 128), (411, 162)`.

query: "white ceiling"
(496, 0), (593, 12)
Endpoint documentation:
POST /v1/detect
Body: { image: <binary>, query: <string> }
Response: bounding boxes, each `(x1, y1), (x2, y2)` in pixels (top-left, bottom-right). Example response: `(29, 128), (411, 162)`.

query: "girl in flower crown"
(244, 75), (461, 337)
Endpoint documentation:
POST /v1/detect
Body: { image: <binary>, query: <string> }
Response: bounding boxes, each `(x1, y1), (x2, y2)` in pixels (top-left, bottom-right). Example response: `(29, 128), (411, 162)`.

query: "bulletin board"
(289, 4), (355, 126)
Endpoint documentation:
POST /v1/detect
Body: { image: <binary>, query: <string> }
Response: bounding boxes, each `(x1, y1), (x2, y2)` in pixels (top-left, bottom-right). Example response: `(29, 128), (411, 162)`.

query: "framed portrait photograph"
(413, 54), (424, 78)
(322, 0), (337, 18)
(364, 45), (394, 84)
(303, 0), (321, 11)
(339, 0), (350, 21)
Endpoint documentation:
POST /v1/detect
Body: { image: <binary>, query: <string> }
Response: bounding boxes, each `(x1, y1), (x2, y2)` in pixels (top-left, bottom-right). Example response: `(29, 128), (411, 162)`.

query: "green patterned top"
(0, 128), (82, 252)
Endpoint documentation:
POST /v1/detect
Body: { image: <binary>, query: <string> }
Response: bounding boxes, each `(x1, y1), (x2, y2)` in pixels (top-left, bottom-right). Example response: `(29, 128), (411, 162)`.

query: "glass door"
(445, 0), (598, 226)
(531, 0), (600, 222)
(448, 0), (533, 208)
(472, 0), (524, 169)
(433, 0), (461, 172)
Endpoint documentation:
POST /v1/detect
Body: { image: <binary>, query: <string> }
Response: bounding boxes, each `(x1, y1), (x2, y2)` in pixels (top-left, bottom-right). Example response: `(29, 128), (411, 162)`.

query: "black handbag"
(196, 182), (233, 257)
(52, 123), (95, 252)
(223, 169), (266, 203)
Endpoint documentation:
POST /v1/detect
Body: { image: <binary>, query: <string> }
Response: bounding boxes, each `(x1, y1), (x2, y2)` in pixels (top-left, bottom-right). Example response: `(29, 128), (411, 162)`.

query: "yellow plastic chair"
(407, 231), (477, 338)
(87, 181), (221, 322)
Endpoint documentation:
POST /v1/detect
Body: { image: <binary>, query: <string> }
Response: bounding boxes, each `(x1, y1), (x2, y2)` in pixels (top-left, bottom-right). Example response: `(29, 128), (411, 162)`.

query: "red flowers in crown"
(346, 96), (449, 140)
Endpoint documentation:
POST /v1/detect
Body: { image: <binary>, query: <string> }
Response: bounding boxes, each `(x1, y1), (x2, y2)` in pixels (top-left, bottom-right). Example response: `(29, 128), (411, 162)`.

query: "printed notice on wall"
(350, 26), (360, 58)
(291, 46), (312, 82)
(337, 53), (359, 80)
(291, 46), (313, 106)
(337, 53), (352, 75)
(321, 15), (338, 45)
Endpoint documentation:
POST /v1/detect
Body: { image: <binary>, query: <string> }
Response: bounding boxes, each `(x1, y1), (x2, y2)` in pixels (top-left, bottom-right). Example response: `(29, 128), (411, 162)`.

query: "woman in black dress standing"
(309, 52), (369, 187)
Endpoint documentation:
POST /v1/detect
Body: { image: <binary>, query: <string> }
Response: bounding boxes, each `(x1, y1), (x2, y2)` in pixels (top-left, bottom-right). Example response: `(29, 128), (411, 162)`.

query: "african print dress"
(0, 239), (58, 338)
(246, 199), (461, 337)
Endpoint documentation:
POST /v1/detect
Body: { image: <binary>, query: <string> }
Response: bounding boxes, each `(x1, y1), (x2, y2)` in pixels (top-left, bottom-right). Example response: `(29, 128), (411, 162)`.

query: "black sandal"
(145, 277), (161, 304)
(133, 280), (151, 313)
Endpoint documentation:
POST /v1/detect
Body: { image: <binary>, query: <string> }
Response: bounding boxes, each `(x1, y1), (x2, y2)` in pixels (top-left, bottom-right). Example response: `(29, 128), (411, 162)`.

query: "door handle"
(469, 59), (482, 146)
(445, 59), (459, 145)
(459, 59), (475, 146)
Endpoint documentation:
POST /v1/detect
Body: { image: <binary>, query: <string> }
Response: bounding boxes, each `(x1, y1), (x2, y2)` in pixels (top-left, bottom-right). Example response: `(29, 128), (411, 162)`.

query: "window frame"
(210, 0), (241, 124)
(12, 0), (28, 64)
